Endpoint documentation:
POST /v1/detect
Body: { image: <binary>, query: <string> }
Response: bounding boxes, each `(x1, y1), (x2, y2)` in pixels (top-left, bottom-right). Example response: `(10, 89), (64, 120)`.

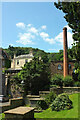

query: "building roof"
(14, 54), (34, 59)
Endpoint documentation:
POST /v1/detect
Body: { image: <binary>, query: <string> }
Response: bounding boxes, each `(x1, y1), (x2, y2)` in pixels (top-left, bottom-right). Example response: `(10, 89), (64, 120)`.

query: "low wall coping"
(9, 97), (23, 101)
(39, 91), (50, 93)
(29, 98), (45, 101)
(57, 87), (80, 89)
(27, 95), (40, 98)
(4, 106), (35, 115)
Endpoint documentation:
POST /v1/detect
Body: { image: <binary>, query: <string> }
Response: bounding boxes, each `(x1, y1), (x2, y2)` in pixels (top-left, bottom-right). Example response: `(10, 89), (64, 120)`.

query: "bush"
(78, 72), (80, 81)
(37, 100), (48, 110)
(74, 81), (80, 87)
(50, 74), (63, 88)
(63, 76), (73, 87)
(72, 72), (78, 81)
(51, 93), (73, 111)
(45, 91), (56, 106)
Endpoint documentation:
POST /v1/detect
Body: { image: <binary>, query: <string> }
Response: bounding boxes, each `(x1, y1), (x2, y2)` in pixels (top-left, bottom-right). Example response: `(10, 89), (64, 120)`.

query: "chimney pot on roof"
(14, 53), (16, 58)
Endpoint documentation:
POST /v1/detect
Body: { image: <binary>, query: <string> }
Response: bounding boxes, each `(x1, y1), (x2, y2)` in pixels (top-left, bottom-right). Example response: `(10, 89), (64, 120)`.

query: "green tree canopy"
(14, 57), (50, 95)
(54, 2), (80, 62)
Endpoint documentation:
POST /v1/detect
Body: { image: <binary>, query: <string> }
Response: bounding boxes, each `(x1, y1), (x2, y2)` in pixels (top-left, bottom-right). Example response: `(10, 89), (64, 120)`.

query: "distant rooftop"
(14, 54), (34, 59)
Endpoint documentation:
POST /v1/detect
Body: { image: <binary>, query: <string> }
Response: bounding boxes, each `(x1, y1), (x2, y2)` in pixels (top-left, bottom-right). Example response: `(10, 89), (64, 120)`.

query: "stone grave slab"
(4, 106), (35, 120)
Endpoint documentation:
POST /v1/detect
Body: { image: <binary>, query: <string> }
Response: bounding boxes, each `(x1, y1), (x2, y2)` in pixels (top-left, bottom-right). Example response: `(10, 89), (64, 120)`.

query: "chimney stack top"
(63, 27), (67, 30)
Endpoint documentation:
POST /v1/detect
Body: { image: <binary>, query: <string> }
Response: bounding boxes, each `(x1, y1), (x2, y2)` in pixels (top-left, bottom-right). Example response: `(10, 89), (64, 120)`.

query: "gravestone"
(4, 106), (35, 120)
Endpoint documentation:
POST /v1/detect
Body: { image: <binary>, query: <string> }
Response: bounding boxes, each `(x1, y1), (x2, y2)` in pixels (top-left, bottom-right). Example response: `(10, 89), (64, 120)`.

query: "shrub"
(74, 81), (80, 87)
(51, 93), (73, 111)
(72, 72), (78, 81)
(63, 76), (73, 87)
(50, 74), (63, 88)
(78, 72), (80, 81)
(37, 100), (48, 110)
(45, 91), (56, 106)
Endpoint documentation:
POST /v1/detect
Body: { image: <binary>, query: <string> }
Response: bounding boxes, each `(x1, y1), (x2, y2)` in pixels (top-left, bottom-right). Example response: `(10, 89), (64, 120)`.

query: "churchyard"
(0, 1), (80, 120)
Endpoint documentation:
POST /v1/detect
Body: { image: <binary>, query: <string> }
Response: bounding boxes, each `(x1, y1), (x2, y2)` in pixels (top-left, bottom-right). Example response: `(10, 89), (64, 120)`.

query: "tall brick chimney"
(63, 27), (69, 77)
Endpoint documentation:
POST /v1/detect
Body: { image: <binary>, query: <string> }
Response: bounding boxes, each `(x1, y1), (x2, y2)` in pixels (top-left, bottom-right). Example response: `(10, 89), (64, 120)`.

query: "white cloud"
(48, 48), (59, 52)
(16, 22), (25, 29)
(40, 32), (49, 38)
(27, 24), (32, 27)
(16, 33), (35, 45)
(40, 32), (55, 44)
(45, 38), (55, 44)
(54, 32), (63, 43)
(41, 25), (47, 30)
(28, 27), (38, 35)
(67, 32), (73, 47)
(54, 27), (73, 48)
(16, 23), (73, 47)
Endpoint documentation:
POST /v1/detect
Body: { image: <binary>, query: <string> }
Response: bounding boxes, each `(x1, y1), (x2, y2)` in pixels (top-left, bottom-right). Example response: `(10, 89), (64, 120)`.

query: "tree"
(14, 57), (50, 95)
(54, 2), (80, 62)
(50, 74), (63, 88)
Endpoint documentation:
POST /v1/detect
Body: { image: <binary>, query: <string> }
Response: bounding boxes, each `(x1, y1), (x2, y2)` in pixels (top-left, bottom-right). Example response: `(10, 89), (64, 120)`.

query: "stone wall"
(1, 97), (23, 112)
(6, 73), (22, 98)
(50, 87), (80, 94)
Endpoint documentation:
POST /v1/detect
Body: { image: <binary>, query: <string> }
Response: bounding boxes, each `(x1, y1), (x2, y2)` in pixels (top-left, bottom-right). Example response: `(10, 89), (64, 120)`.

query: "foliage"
(14, 57), (50, 95)
(54, 2), (80, 73)
(54, 2), (80, 59)
(74, 81), (80, 87)
(37, 100), (48, 110)
(50, 93), (73, 111)
(78, 72), (80, 81)
(72, 72), (78, 81)
(5, 59), (11, 68)
(4, 46), (74, 64)
(63, 76), (74, 87)
(74, 62), (79, 70)
(50, 74), (63, 88)
(73, 62), (80, 82)
(35, 93), (78, 118)
(45, 91), (56, 106)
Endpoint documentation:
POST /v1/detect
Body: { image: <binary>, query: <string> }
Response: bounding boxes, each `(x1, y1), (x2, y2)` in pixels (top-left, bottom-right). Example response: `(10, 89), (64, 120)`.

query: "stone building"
(50, 60), (75, 77)
(11, 51), (34, 70)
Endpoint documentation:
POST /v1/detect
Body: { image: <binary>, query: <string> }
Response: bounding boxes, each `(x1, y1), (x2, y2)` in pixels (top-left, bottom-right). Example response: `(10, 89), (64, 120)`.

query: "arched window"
(58, 64), (62, 70)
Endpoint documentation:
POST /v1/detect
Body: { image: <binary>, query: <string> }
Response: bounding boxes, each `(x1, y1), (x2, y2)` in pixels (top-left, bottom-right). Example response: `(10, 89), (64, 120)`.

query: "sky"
(2, 2), (73, 53)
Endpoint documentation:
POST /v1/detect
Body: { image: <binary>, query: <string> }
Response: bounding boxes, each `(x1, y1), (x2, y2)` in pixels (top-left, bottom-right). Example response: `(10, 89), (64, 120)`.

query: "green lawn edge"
(34, 93), (79, 119)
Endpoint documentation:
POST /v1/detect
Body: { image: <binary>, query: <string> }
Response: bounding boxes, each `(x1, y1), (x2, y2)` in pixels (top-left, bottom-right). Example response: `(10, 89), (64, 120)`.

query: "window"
(58, 64), (62, 70)
(69, 64), (71, 69)
(17, 60), (19, 65)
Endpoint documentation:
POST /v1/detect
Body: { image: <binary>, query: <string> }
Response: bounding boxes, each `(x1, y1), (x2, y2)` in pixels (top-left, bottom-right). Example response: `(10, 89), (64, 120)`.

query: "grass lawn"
(0, 113), (5, 120)
(0, 93), (79, 119)
(34, 93), (79, 119)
